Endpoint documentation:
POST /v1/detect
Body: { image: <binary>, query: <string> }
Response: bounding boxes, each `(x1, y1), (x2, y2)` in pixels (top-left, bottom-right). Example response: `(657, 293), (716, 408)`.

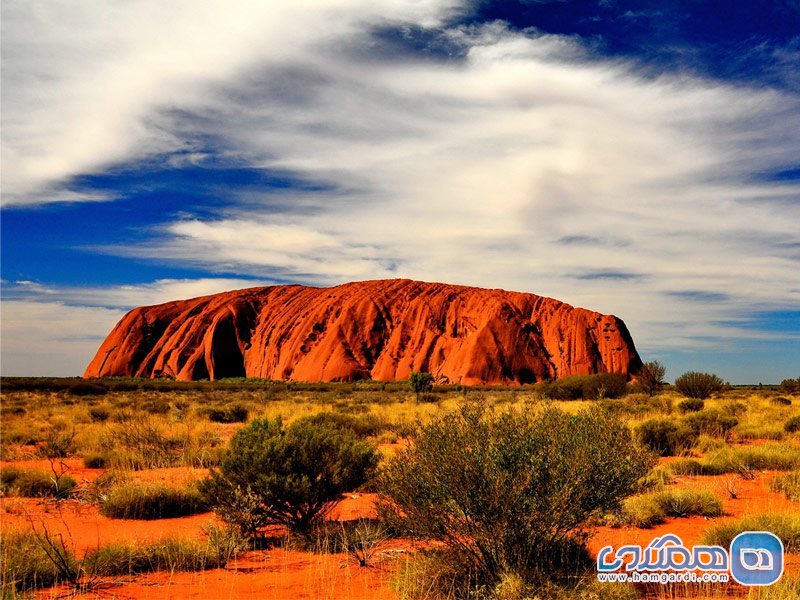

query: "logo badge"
(730, 531), (784, 586)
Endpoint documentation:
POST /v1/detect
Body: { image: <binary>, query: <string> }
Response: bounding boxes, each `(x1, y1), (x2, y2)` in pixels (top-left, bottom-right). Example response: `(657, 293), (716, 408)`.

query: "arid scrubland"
(1, 375), (800, 599)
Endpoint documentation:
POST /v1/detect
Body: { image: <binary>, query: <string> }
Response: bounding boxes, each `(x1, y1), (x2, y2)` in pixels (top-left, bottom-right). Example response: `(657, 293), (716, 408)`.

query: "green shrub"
(702, 514), (800, 552)
(771, 396), (792, 406)
(0, 529), (76, 594)
(636, 361), (666, 397)
(107, 418), (183, 469)
(677, 398), (705, 413)
(142, 398), (171, 414)
(83, 453), (109, 469)
(298, 412), (390, 438)
(0, 467), (76, 498)
(378, 403), (652, 586)
(784, 416), (800, 433)
(736, 425), (784, 441)
(68, 383), (108, 396)
(669, 458), (728, 476)
(722, 400), (748, 417)
(541, 373), (628, 400)
(779, 378), (800, 394)
(636, 419), (697, 456)
(88, 406), (110, 422)
(674, 372), (725, 399)
(201, 416), (378, 536)
(670, 444), (800, 476)
(616, 488), (723, 528)
(683, 409), (738, 437)
(202, 404), (249, 423)
(409, 372), (434, 399)
(100, 482), (208, 520)
(770, 472), (800, 501)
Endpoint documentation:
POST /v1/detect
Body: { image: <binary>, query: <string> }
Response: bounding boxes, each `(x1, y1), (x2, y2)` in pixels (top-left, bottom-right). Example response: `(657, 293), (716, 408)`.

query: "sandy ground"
(2, 460), (798, 599)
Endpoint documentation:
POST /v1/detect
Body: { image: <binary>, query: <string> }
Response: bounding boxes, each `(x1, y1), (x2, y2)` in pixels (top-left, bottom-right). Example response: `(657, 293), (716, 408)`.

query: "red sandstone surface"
(84, 279), (641, 384)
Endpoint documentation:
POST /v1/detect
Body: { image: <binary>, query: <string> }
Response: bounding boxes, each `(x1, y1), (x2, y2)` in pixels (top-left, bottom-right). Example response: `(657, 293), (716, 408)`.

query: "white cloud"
(1, 0), (461, 205)
(6, 277), (274, 309)
(1, 278), (276, 375)
(0, 301), (124, 376)
(1, 2), (799, 376)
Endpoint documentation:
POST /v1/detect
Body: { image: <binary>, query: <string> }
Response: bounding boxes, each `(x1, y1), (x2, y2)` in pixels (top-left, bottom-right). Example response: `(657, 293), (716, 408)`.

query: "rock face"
(84, 279), (641, 385)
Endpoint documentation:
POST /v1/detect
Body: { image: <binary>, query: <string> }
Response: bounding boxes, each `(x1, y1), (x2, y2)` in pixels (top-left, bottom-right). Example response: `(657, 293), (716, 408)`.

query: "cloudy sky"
(2, 0), (798, 383)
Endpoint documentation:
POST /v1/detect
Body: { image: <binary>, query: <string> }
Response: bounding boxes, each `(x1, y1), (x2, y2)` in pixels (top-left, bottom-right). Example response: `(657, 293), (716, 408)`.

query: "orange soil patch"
(42, 543), (415, 600)
(1, 500), (217, 555)
(4, 463), (798, 599)
(589, 469), (800, 578)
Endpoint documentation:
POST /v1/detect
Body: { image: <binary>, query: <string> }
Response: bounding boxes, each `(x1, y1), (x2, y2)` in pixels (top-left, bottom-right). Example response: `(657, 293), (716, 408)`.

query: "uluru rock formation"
(84, 279), (641, 385)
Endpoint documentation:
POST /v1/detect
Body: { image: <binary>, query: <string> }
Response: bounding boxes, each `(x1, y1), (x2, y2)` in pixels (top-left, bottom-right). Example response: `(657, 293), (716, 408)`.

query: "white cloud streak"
(2, 1), (799, 376)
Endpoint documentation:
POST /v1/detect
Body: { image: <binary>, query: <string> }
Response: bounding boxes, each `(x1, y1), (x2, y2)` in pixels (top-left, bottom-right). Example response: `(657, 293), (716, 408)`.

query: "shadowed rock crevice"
(84, 279), (642, 384)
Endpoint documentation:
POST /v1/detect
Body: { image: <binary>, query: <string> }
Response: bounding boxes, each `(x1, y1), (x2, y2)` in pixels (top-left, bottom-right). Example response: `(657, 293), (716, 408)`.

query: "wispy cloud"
(1, 1), (799, 379)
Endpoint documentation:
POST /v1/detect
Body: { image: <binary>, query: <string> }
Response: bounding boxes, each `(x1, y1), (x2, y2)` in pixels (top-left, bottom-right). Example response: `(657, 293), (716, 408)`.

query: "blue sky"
(2, 0), (798, 382)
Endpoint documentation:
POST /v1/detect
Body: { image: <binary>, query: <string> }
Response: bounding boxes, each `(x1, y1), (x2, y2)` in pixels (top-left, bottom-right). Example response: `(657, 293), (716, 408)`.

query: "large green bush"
(201, 417), (378, 536)
(378, 403), (653, 586)
(674, 371), (725, 399)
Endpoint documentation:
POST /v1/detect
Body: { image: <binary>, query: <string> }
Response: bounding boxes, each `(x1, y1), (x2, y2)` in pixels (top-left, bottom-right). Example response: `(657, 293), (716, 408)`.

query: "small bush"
(674, 371), (725, 399)
(771, 471), (800, 502)
(772, 396), (792, 406)
(784, 416), (800, 433)
(779, 377), (800, 394)
(84, 536), (231, 576)
(202, 416), (378, 536)
(68, 383), (108, 396)
(202, 404), (249, 423)
(0, 529), (75, 594)
(100, 482), (208, 520)
(636, 361), (666, 397)
(615, 489), (723, 528)
(669, 458), (728, 476)
(89, 406), (110, 422)
(298, 412), (391, 439)
(636, 419), (696, 456)
(0, 467), (76, 498)
(736, 425), (784, 441)
(106, 418), (183, 469)
(541, 373), (628, 400)
(379, 402), (652, 586)
(702, 514), (800, 552)
(83, 453), (109, 469)
(636, 466), (674, 492)
(409, 372), (434, 399)
(142, 398), (171, 414)
(677, 398), (705, 413)
(670, 444), (800, 476)
(682, 409), (738, 438)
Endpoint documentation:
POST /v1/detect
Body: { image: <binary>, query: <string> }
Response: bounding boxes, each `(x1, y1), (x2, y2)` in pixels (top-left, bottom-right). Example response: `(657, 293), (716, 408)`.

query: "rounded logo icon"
(730, 531), (784, 586)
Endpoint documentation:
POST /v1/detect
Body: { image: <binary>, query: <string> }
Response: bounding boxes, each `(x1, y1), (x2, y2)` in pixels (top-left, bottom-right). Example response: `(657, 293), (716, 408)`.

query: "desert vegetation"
(1, 375), (799, 598)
